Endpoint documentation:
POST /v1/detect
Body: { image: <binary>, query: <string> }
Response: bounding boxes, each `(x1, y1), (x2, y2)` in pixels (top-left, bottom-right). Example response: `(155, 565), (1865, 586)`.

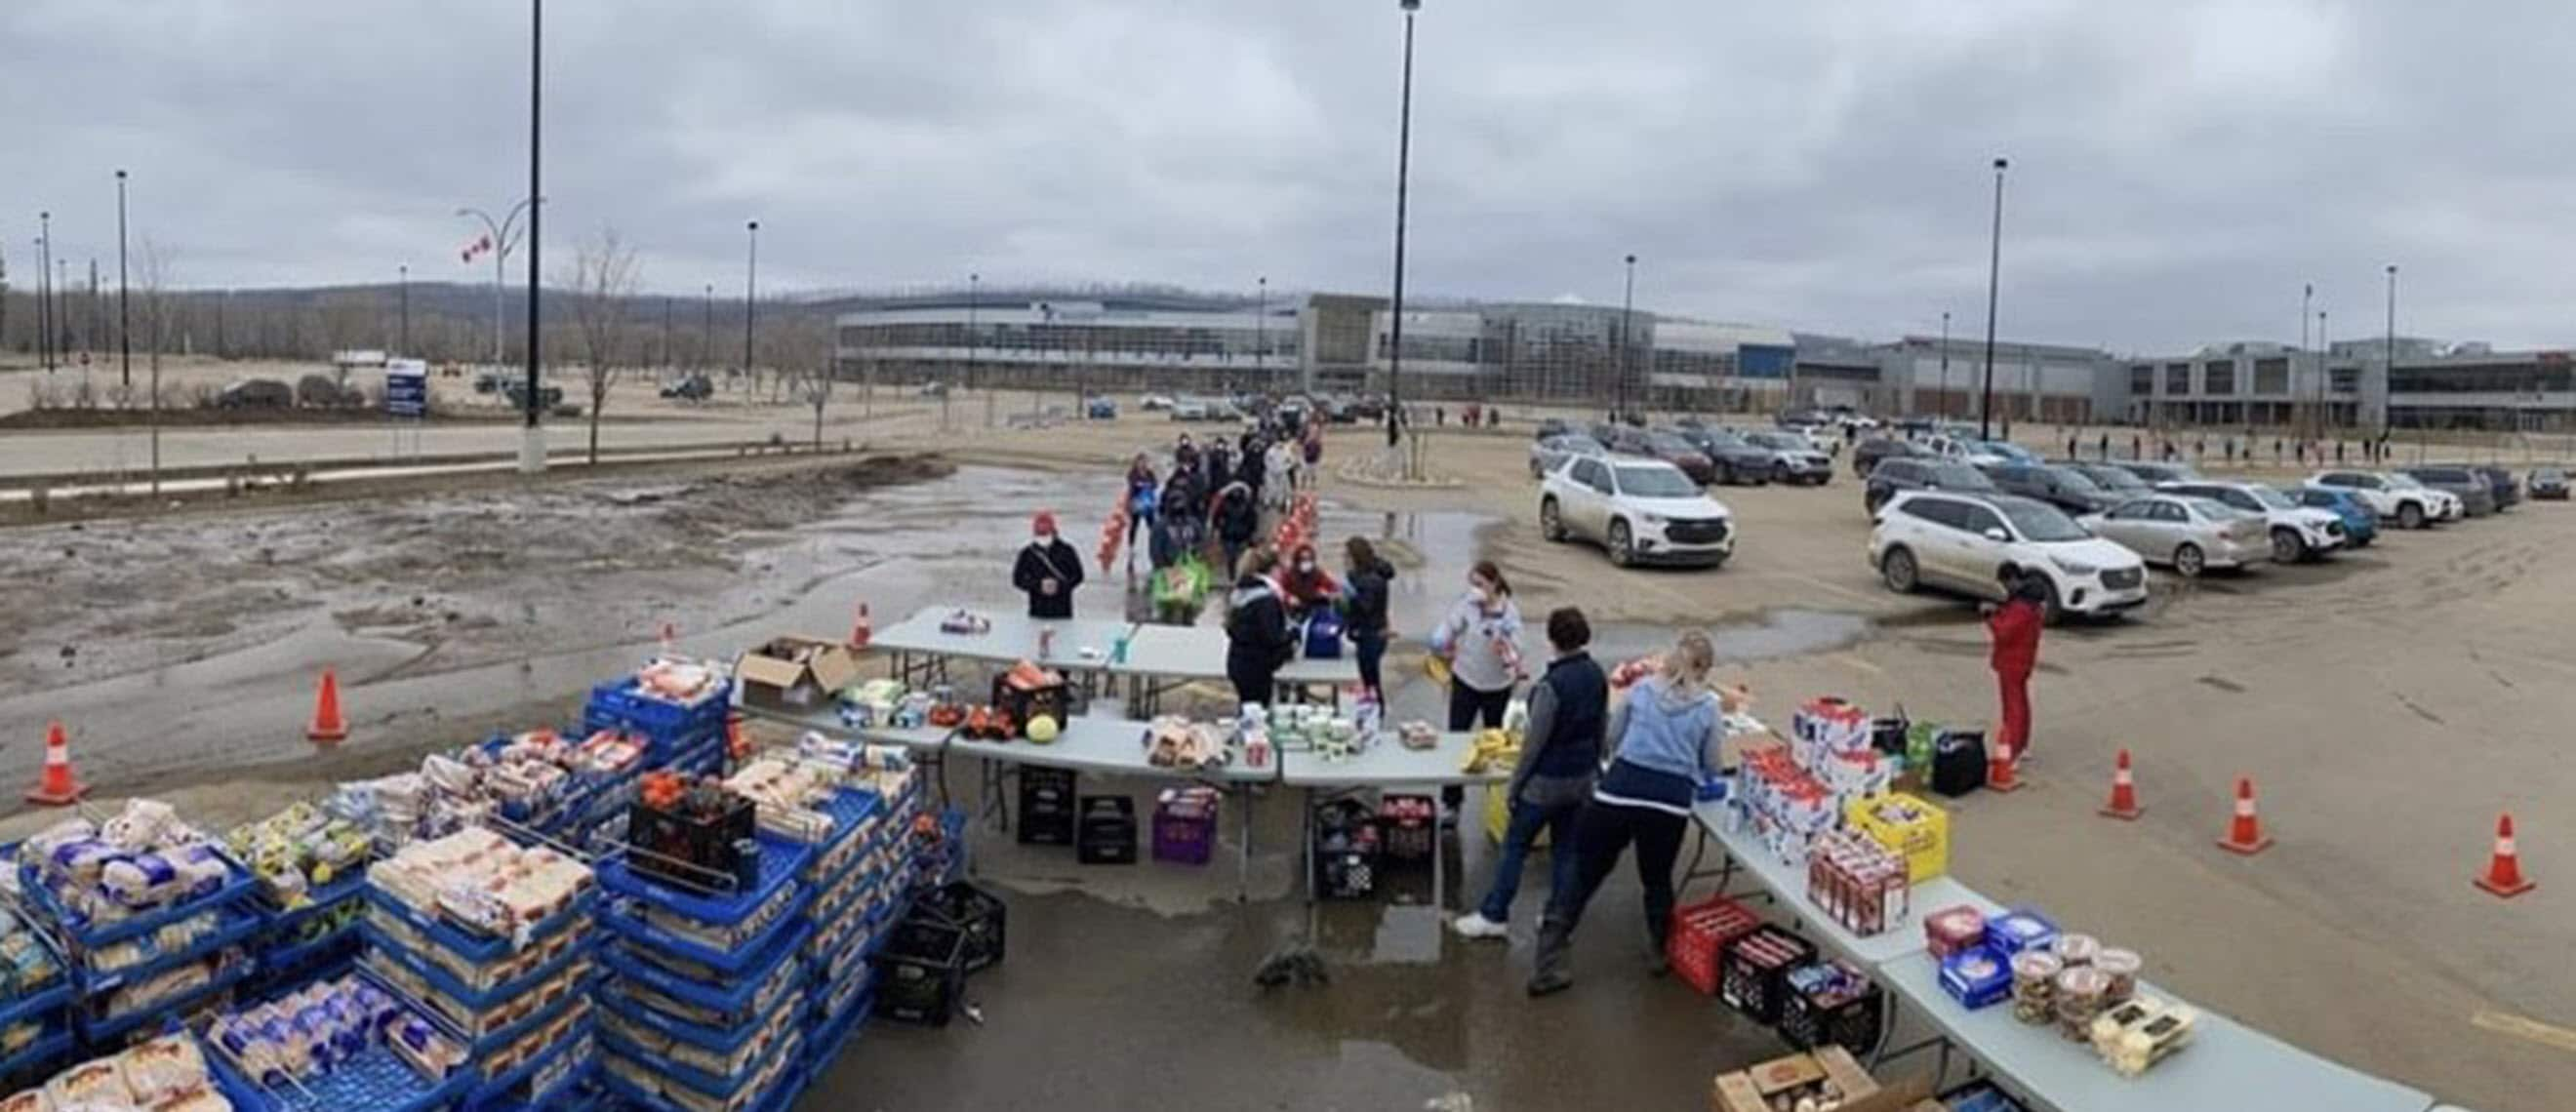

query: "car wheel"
(1773, 461), (1792, 485)
(1879, 547), (1919, 594)
(1607, 520), (1636, 568)
(2032, 576), (2066, 626)
(2173, 542), (2206, 577)
(2397, 501), (2425, 530)
(1540, 497), (1567, 542)
(2270, 527), (2305, 564)
(1864, 491), (1886, 517)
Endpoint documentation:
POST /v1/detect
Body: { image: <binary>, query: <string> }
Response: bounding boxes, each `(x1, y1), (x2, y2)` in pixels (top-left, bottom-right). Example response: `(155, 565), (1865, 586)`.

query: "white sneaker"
(1451, 912), (1509, 940)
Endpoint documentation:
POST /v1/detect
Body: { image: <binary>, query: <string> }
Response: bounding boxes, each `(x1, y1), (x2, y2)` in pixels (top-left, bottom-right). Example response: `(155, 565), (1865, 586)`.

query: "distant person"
(2067, 432), (2079, 459)
(1123, 454), (1159, 572)
(2098, 432), (2110, 459)
(1301, 425), (1323, 488)
(1211, 481), (1260, 578)
(1527, 630), (1725, 996)
(1265, 440), (1295, 512)
(2274, 438), (2283, 464)
(1162, 457), (1206, 532)
(1436, 406), (1447, 426)
(1276, 542), (1338, 620)
(1223, 547), (1293, 707)
(2130, 433), (2142, 460)
(1207, 438), (1235, 495)
(1342, 538), (1396, 701)
(1174, 432), (1199, 472)
(1455, 607), (1605, 942)
(1013, 512), (1086, 619)
(1987, 572), (2046, 764)
(2336, 440), (2346, 464)
(1487, 407), (1501, 429)
(2226, 438), (2236, 463)
(2194, 436), (2205, 460)
(1240, 434), (1268, 508)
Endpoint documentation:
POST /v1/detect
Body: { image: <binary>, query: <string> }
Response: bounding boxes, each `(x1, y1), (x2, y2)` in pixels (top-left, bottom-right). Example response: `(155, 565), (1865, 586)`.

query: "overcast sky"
(10, 0), (2575, 353)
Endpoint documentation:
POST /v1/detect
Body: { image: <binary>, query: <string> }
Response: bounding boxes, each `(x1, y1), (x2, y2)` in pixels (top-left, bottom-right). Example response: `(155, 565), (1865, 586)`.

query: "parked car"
(2283, 487), (2379, 548)
(1852, 436), (1926, 479)
(2529, 466), (2569, 500)
(1868, 491), (2148, 622)
(660, 373), (713, 401)
(2078, 494), (2271, 576)
(1655, 426), (1775, 486)
(1738, 431), (1835, 486)
(1980, 463), (2117, 516)
(1863, 458), (1998, 516)
(1539, 457), (1736, 568)
(1169, 397), (1212, 421)
(2306, 470), (2460, 529)
(1139, 393), (1177, 412)
(217, 377), (296, 410)
(2396, 467), (2498, 518)
(1529, 433), (1608, 479)
(2109, 460), (2202, 486)
(499, 379), (562, 412)
(914, 380), (949, 397)
(1084, 396), (1119, 419)
(2157, 481), (2347, 562)
(1975, 441), (2041, 465)
(2428, 462), (2520, 510)
(1534, 417), (1573, 440)
(1589, 425), (1717, 485)
(2057, 461), (2154, 498)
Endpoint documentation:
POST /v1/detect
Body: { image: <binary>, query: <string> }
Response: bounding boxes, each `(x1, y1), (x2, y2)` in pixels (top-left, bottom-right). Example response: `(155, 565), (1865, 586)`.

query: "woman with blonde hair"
(1528, 630), (1726, 997)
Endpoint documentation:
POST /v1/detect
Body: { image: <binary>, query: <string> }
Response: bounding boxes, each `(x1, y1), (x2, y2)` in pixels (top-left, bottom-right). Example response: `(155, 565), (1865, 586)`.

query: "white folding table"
(1279, 735), (1509, 909)
(949, 714), (1276, 898)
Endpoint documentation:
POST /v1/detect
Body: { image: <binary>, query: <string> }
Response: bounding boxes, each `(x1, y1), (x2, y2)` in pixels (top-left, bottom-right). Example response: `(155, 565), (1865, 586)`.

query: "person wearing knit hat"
(1013, 510), (1086, 619)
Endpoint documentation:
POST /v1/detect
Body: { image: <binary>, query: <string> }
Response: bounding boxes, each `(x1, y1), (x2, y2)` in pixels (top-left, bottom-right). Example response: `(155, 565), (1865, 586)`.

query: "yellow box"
(1482, 786), (1550, 848)
(1843, 791), (1949, 883)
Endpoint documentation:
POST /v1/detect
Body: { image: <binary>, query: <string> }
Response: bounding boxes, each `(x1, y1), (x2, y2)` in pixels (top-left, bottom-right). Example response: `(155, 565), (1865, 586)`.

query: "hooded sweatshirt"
(1437, 592), (1523, 694)
(1590, 674), (1720, 816)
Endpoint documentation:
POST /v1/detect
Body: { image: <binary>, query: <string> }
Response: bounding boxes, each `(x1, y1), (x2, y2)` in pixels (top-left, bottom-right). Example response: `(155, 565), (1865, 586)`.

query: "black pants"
(1447, 682), (1512, 809)
(1228, 656), (1277, 707)
(1350, 633), (1388, 697)
(1545, 800), (1688, 946)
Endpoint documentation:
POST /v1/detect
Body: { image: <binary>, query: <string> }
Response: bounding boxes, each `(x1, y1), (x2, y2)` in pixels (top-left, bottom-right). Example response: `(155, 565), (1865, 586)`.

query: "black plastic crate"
(1938, 1079), (2033, 1112)
(625, 794), (758, 893)
(991, 673), (1070, 734)
(1076, 796), (1138, 865)
(1377, 794), (1434, 863)
(872, 919), (967, 1026)
(1777, 964), (1887, 1055)
(1717, 924), (1817, 1024)
(1310, 800), (1382, 899)
(1018, 766), (1078, 846)
(912, 882), (1007, 974)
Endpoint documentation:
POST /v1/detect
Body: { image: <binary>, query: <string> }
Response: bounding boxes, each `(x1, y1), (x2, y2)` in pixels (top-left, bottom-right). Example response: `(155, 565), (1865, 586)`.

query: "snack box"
(1938, 944), (2013, 1011)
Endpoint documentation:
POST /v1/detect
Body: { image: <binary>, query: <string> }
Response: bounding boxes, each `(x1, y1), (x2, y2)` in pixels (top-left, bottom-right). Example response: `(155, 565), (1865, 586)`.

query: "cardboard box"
(1711, 1046), (1930, 1112)
(737, 636), (866, 710)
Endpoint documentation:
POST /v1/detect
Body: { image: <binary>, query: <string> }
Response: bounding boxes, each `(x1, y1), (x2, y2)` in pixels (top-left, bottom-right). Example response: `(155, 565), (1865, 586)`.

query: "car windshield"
(2539, 468), (2566, 481)
(1694, 429), (1749, 449)
(1617, 466), (1700, 497)
(2242, 487), (2297, 509)
(2002, 500), (2090, 542)
(2040, 467), (2102, 493)
(1747, 433), (1804, 451)
(2188, 497), (2245, 519)
(2083, 466), (2147, 490)
(1646, 432), (1699, 455)
(1555, 435), (1604, 454)
(1979, 442), (2032, 460)
(1925, 463), (1997, 490)
(2383, 473), (2426, 489)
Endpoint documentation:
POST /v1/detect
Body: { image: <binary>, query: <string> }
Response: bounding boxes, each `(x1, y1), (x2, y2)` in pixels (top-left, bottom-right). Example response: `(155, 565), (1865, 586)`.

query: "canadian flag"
(460, 233), (494, 264)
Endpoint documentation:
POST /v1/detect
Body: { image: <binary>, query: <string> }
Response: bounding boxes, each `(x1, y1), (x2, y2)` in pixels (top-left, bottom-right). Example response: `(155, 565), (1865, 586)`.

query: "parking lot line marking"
(2472, 1010), (2576, 1054)
(1781, 574), (1884, 607)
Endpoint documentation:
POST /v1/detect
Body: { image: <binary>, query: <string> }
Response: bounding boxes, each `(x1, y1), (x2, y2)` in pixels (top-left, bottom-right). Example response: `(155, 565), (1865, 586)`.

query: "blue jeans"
(1351, 632), (1388, 697)
(1477, 792), (1582, 923)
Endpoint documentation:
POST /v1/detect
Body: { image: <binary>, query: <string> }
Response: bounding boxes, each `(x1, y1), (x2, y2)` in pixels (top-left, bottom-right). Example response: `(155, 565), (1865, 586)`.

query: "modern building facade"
(834, 288), (1303, 394)
(2128, 338), (2576, 433)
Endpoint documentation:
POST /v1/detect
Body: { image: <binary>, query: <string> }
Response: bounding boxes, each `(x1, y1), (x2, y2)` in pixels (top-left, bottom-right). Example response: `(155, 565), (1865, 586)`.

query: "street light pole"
(458, 198), (538, 370)
(1256, 275), (1268, 397)
(36, 214), (51, 373)
(1386, 0), (1422, 454)
(2300, 283), (2313, 438)
(702, 283), (713, 372)
(398, 264), (411, 354)
(2383, 264), (2397, 442)
(1619, 254), (1636, 419)
(971, 273), (988, 426)
(115, 173), (131, 392)
(1938, 311), (1951, 419)
(520, 0), (545, 474)
(2318, 309), (2330, 440)
(1978, 157), (2007, 442)
(743, 220), (759, 383)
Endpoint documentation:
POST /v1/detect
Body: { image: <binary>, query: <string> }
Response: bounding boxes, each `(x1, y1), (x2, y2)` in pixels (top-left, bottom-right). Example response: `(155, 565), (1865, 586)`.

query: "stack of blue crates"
(356, 856), (599, 1110)
(244, 866), (369, 999)
(0, 903), (74, 1086)
(197, 967), (480, 1112)
(795, 784), (907, 1074)
(12, 847), (263, 1050)
(593, 831), (816, 1112)
(582, 668), (735, 774)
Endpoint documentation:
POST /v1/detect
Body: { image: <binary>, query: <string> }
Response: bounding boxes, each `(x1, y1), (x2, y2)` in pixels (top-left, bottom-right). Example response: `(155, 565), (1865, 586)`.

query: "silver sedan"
(1530, 433), (1608, 478)
(2076, 494), (2271, 576)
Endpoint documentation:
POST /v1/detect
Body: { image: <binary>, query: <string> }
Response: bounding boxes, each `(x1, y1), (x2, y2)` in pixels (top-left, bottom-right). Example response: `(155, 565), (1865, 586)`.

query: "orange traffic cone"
(2474, 813), (2536, 898)
(2216, 776), (2272, 855)
(307, 668), (349, 744)
(24, 721), (89, 806)
(849, 603), (873, 650)
(2099, 748), (2143, 819)
(1986, 735), (2025, 793)
(659, 621), (678, 656)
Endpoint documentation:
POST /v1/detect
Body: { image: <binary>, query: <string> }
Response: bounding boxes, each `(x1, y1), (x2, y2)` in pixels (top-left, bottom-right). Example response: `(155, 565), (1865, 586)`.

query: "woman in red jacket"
(1987, 573), (2046, 763)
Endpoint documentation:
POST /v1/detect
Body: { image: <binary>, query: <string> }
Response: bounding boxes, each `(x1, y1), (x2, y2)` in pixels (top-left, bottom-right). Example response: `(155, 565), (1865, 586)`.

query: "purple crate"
(1151, 794), (1218, 866)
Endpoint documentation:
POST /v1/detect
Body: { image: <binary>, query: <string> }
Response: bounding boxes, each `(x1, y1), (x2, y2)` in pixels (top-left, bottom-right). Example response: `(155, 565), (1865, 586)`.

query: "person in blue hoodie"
(1528, 630), (1723, 997)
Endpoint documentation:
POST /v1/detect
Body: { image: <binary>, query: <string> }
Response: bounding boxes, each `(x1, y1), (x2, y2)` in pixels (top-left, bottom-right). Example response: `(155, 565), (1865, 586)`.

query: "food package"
(1923, 905), (1986, 959)
(1937, 944), (2012, 1010)
(2055, 966), (2113, 1042)
(635, 657), (727, 705)
(2053, 932), (2100, 968)
(2096, 947), (2142, 1003)
(724, 757), (839, 842)
(116, 1033), (208, 1104)
(1986, 908), (2060, 956)
(0, 907), (63, 1000)
(2010, 949), (2064, 1025)
(1459, 729), (1518, 774)
(1803, 829), (1910, 936)
(370, 828), (591, 942)
(227, 804), (375, 909)
(46, 1056), (135, 1106)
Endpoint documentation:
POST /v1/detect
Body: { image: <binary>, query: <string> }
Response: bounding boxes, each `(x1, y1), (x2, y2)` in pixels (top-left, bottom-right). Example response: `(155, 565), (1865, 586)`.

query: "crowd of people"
(2050, 426), (2399, 468)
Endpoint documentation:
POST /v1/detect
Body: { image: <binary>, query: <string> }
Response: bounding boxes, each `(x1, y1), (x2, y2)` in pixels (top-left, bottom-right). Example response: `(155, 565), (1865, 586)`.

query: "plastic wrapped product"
(2055, 966), (2113, 1043)
(2095, 947), (2142, 1003)
(2009, 949), (2063, 1025)
(47, 1057), (135, 1106)
(0, 1091), (46, 1112)
(2052, 932), (2100, 968)
(117, 1033), (210, 1104)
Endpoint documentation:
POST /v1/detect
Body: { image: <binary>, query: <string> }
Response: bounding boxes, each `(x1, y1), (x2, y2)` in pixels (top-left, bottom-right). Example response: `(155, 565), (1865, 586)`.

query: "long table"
(1115, 623), (1360, 713)
(1280, 735), (1507, 909)
(877, 608), (1361, 714)
(1680, 802), (2436, 1112)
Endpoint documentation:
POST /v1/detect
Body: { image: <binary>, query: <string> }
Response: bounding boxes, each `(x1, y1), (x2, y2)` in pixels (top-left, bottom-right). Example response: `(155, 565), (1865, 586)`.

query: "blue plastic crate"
(0, 981), (71, 1032)
(473, 1057), (593, 1112)
(597, 976), (800, 1061)
(0, 1023), (72, 1083)
(596, 889), (813, 977)
(209, 1034), (476, 1112)
(16, 849), (260, 948)
(464, 1016), (594, 1109)
(360, 886), (596, 969)
(597, 1060), (805, 1112)
(597, 831), (812, 927)
(77, 953), (254, 1044)
(79, 900), (265, 997)
(583, 678), (732, 752)
(357, 927), (591, 1041)
(802, 982), (871, 1077)
(259, 870), (369, 930)
(597, 1012), (802, 1103)
(595, 918), (812, 1023)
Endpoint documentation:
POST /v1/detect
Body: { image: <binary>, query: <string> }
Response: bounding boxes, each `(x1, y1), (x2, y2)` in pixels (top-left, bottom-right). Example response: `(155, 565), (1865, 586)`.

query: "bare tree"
(796, 358), (836, 449)
(561, 227), (644, 463)
(136, 238), (177, 491)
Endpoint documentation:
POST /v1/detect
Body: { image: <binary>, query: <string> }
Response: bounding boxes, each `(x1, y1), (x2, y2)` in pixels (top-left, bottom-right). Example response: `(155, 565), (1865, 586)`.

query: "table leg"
(1433, 788), (1448, 912)
(1301, 787), (1316, 906)
(1237, 785), (1254, 903)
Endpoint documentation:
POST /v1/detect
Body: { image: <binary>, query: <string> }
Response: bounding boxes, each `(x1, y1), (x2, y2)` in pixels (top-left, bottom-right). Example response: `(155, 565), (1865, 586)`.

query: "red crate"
(1667, 895), (1761, 996)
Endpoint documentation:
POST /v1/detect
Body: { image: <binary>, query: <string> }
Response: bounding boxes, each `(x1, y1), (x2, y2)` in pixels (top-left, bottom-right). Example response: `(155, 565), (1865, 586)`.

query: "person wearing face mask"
(1276, 542), (1339, 620)
(1012, 511), (1086, 619)
(1340, 537), (1397, 700)
(1174, 433), (1199, 473)
(1224, 547), (1295, 707)
(1432, 561), (1524, 820)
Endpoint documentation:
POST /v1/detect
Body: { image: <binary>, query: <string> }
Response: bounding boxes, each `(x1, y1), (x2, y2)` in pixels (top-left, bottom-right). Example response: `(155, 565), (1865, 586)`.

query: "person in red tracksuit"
(1986, 574), (2047, 762)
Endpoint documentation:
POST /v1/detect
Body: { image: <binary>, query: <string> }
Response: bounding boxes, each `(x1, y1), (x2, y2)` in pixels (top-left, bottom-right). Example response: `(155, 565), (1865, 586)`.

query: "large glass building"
(834, 288), (1305, 394)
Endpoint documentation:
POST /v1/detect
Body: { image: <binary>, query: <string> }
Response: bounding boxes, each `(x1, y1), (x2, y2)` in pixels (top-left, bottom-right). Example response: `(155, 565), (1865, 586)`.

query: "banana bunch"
(1458, 728), (1521, 774)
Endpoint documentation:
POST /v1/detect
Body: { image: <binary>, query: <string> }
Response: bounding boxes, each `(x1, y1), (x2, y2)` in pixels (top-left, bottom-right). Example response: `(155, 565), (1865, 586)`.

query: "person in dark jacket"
(1987, 572), (2046, 763)
(1162, 458), (1205, 535)
(1211, 481), (1259, 579)
(1239, 433), (1268, 508)
(1011, 511), (1085, 619)
(1223, 548), (1293, 706)
(1455, 608), (1605, 939)
(1207, 440), (1235, 497)
(1341, 537), (1395, 700)
(1174, 433), (1199, 473)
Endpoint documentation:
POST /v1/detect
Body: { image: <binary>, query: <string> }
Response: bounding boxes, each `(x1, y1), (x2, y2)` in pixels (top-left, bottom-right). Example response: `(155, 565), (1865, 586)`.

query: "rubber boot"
(1646, 918), (1670, 978)
(1527, 918), (1574, 997)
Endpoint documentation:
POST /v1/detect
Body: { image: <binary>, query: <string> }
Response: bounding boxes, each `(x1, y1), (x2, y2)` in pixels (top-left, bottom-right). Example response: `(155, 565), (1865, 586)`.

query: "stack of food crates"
(358, 827), (599, 1109)
(197, 968), (484, 1112)
(584, 656), (736, 774)
(228, 802), (377, 997)
(0, 902), (73, 1085)
(11, 800), (265, 1050)
(783, 738), (920, 1073)
(591, 778), (817, 1112)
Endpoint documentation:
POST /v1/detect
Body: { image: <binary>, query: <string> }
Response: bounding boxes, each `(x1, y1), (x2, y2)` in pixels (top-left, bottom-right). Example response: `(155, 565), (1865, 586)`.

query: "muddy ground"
(2, 403), (2571, 1110)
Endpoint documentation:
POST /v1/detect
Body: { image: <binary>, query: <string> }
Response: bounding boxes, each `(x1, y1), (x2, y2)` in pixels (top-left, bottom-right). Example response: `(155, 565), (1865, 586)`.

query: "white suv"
(1869, 491), (2148, 621)
(2305, 470), (2460, 530)
(1541, 457), (1736, 568)
(2155, 481), (2347, 563)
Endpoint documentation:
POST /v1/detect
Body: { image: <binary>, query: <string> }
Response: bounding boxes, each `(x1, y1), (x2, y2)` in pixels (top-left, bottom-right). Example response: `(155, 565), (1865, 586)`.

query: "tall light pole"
(971, 272), (989, 426)
(743, 220), (759, 380)
(660, 296), (672, 370)
(1256, 276), (1268, 397)
(1938, 311), (1951, 419)
(458, 198), (538, 369)
(2317, 309), (2330, 439)
(115, 169), (132, 394)
(1618, 254), (1637, 419)
(2300, 283), (2313, 436)
(36, 215), (51, 373)
(520, 0), (545, 474)
(1978, 157), (2007, 442)
(398, 264), (411, 354)
(2383, 264), (2397, 442)
(1385, 0), (1422, 453)
(702, 283), (714, 371)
